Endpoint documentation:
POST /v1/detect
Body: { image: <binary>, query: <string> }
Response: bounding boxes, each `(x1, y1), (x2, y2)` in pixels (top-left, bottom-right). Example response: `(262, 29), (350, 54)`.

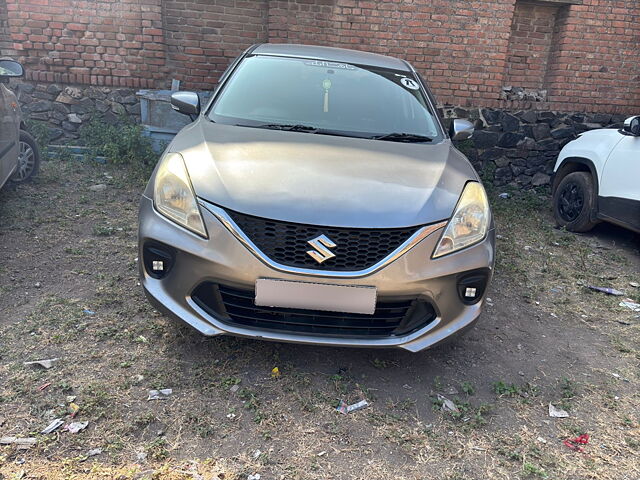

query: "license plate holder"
(255, 278), (377, 315)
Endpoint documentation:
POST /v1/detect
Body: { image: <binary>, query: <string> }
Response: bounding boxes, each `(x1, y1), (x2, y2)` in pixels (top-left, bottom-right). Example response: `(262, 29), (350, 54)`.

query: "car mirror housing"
(170, 91), (200, 117)
(0, 59), (24, 80)
(450, 119), (474, 141)
(622, 116), (640, 136)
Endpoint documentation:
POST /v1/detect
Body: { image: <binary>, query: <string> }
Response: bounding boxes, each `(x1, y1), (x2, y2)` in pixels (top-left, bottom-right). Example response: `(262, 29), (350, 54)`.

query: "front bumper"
(138, 195), (495, 352)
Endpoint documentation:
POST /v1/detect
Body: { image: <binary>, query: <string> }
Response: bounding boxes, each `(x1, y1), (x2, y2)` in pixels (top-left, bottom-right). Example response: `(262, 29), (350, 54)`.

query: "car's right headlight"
(432, 181), (489, 258)
(153, 152), (208, 238)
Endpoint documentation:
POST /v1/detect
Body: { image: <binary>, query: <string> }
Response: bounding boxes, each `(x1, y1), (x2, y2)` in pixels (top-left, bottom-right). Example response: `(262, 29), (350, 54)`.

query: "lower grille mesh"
(192, 282), (436, 338)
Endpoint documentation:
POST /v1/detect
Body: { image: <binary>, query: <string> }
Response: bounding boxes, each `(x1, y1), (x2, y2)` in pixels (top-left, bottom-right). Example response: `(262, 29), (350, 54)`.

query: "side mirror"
(450, 119), (474, 141)
(622, 116), (640, 136)
(0, 59), (24, 79)
(170, 91), (200, 116)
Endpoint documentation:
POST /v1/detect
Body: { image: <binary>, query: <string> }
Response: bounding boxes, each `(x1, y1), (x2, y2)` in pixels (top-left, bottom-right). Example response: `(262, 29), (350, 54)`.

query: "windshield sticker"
(322, 79), (332, 113)
(400, 77), (420, 90)
(305, 60), (357, 70)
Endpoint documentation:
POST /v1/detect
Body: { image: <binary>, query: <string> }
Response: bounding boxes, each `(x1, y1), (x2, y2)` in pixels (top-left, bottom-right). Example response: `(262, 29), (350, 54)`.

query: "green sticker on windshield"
(322, 79), (332, 90)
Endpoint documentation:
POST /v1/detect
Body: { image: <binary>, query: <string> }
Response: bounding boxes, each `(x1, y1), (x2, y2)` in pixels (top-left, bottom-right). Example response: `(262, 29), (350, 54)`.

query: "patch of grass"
(92, 224), (115, 236)
(146, 437), (169, 461)
(560, 378), (577, 399)
(523, 462), (548, 478)
(492, 381), (521, 397)
(461, 381), (475, 395)
(370, 357), (398, 369)
(80, 117), (157, 168)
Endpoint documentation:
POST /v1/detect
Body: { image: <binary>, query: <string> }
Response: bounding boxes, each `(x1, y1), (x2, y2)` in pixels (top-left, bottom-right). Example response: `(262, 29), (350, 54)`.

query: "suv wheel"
(10, 130), (41, 183)
(553, 171), (598, 232)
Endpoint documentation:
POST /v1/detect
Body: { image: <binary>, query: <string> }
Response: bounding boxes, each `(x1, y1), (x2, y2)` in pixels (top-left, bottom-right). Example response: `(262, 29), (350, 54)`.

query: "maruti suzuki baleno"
(138, 44), (495, 352)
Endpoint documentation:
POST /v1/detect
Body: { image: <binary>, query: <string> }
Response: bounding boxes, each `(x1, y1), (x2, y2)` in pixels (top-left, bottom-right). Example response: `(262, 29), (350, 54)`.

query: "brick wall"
(0, 0), (15, 56)
(3, 0), (639, 114)
(5, 0), (167, 87)
(503, 1), (559, 92)
(163, 0), (268, 90)
(544, 0), (640, 112)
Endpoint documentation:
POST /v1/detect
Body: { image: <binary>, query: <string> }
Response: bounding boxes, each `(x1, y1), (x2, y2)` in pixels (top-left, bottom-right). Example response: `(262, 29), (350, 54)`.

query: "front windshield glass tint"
(209, 55), (442, 140)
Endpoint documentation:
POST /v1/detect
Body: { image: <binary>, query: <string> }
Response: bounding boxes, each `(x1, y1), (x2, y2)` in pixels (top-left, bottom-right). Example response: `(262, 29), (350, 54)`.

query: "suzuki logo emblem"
(306, 234), (337, 264)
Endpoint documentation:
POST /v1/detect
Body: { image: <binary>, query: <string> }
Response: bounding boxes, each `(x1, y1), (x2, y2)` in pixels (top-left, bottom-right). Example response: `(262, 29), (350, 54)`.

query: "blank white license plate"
(255, 278), (377, 315)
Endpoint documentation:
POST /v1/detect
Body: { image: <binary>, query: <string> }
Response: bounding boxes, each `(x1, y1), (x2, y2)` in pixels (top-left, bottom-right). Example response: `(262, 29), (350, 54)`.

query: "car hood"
(170, 120), (478, 228)
(557, 128), (625, 170)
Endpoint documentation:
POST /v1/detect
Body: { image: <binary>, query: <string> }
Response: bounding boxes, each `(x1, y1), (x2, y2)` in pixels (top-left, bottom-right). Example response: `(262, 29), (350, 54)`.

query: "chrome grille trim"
(200, 200), (447, 278)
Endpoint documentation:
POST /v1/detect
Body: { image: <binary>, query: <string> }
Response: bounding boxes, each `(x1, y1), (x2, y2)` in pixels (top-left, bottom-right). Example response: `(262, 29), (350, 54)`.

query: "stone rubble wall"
(441, 106), (625, 188)
(14, 81), (141, 142)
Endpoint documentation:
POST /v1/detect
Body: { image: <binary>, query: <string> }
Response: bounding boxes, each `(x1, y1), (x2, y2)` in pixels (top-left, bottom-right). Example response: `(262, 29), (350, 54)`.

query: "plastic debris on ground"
(498, 193), (510, 199)
(588, 285), (624, 296)
(438, 394), (460, 413)
(0, 437), (37, 450)
(24, 358), (59, 369)
(336, 399), (369, 414)
(148, 388), (172, 400)
(65, 421), (89, 433)
(548, 403), (569, 418)
(563, 433), (589, 452)
(38, 382), (51, 391)
(247, 474), (261, 480)
(230, 384), (240, 393)
(629, 281), (639, 288)
(69, 402), (80, 418)
(41, 418), (65, 434)
(80, 448), (103, 461)
(271, 367), (280, 378)
(83, 309), (95, 315)
(619, 299), (640, 312)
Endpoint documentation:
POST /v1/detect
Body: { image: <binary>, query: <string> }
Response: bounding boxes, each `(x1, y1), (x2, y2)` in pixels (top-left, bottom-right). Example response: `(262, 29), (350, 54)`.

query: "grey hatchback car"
(138, 44), (495, 352)
(0, 59), (40, 189)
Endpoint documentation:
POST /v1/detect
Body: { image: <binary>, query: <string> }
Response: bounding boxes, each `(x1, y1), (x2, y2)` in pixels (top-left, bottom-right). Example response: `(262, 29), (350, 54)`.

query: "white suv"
(552, 116), (640, 233)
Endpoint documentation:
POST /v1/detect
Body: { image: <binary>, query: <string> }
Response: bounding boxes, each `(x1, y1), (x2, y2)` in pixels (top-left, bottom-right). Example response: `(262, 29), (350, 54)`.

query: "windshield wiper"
(371, 133), (433, 143)
(241, 123), (319, 132)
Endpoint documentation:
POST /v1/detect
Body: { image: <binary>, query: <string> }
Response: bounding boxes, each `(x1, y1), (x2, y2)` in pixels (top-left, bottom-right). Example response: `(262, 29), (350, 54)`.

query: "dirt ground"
(0, 158), (638, 480)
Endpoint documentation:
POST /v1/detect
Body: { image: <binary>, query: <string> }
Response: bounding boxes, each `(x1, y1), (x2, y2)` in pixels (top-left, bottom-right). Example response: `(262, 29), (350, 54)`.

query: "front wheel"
(10, 130), (41, 183)
(553, 171), (598, 232)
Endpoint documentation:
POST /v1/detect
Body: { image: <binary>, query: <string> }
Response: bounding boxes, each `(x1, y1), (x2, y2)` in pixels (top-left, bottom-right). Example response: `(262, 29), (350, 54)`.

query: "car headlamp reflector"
(433, 181), (489, 258)
(154, 152), (207, 238)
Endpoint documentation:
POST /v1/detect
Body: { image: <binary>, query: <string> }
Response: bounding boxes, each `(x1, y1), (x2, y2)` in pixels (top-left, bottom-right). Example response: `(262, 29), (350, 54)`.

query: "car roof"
(251, 43), (411, 72)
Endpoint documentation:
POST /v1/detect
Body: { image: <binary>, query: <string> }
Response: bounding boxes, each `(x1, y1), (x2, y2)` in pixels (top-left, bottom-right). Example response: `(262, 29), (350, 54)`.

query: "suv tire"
(553, 171), (598, 232)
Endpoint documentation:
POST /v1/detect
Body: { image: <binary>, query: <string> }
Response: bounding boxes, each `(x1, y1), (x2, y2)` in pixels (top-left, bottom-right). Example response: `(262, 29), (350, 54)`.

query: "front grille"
(226, 210), (420, 271)
(192, 283), (437, 338)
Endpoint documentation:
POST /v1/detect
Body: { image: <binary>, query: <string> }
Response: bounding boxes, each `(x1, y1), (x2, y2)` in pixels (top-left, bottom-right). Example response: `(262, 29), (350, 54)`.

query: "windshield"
(208, 55), (443, 141)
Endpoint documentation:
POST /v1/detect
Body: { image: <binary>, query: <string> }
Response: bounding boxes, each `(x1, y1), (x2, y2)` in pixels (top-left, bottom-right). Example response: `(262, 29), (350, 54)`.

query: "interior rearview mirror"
(170, 91), (200, 117)
(0, 59), (24, 79)
(450, 119), (474, 141)
(622, 116), (640, 136)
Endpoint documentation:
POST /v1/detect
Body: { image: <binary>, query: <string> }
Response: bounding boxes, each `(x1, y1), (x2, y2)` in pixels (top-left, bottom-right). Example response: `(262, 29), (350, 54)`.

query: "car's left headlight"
(432, 181), (489, 258)
(153, 152), (208, 238)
